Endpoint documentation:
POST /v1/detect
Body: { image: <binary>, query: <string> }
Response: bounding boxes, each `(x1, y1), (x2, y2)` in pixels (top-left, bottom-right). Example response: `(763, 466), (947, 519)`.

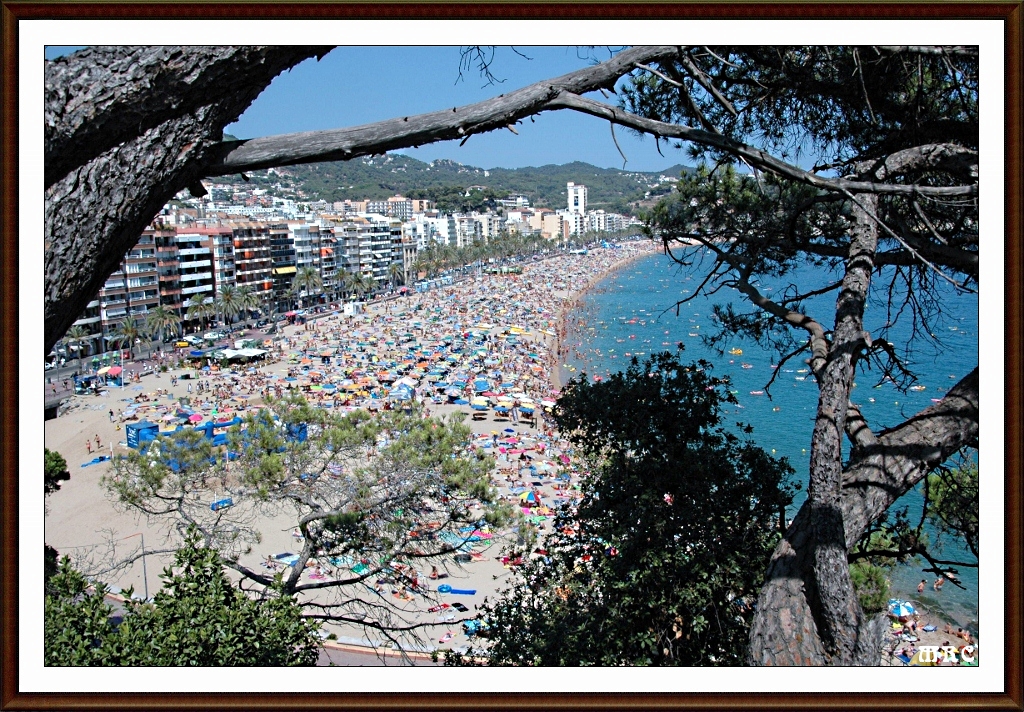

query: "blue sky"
(45, 46), (686, 173)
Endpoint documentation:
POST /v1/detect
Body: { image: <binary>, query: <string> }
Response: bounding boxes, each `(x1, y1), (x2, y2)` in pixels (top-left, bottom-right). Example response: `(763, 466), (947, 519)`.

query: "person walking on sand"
(86, 440), (92, 454)
(95, 434), (101, 448)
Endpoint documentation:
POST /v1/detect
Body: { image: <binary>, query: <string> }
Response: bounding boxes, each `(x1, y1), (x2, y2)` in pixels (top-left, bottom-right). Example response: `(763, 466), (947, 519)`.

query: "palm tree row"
(411, 232), (550, 281)
(185, 286), (262, 333)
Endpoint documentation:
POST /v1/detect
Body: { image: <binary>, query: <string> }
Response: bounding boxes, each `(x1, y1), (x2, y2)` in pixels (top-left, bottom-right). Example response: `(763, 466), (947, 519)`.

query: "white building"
(567, 182), (587, 215)
(558, 209), (586, 236)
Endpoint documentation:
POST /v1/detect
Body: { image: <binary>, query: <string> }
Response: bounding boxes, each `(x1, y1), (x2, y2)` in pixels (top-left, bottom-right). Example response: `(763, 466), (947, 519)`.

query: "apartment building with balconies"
(230, 222), (274, 313)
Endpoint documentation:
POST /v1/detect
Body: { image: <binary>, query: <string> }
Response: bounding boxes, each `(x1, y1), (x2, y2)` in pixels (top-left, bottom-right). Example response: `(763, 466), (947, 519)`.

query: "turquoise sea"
(560, 249), (980, 631)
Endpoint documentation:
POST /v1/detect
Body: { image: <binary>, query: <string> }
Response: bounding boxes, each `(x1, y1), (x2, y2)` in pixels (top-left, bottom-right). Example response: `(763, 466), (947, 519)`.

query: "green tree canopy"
(44, 447), (70, 496)
(474, 350), (795, 666)
(44, 530), (321, 666)
(102, 396), (513, 650)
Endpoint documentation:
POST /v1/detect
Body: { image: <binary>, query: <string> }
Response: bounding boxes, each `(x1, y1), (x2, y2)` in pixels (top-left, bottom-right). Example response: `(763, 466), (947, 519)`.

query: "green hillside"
(216, 154), (691, 215)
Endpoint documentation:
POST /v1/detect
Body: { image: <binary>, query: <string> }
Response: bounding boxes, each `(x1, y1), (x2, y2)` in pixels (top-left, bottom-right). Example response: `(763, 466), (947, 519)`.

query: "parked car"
(203, 331), (223, 341)
(183, 335), (203, 346)
(255, 318), (270, 328)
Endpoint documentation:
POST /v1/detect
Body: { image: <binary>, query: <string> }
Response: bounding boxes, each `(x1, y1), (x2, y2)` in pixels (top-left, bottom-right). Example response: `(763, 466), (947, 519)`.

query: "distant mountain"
(216, 154), (692, 215)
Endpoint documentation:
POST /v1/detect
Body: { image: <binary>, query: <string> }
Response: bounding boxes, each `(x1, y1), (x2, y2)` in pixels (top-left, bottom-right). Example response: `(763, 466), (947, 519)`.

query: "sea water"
(562, 250), (980, 630)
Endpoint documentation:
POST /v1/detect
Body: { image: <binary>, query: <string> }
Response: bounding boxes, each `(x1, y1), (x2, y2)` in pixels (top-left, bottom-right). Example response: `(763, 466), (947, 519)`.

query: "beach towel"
(80, 455), (110, 468)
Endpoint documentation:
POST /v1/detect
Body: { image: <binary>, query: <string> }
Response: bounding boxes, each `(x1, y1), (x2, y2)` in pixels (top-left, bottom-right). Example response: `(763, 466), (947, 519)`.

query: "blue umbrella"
(889, 601), (916, 618)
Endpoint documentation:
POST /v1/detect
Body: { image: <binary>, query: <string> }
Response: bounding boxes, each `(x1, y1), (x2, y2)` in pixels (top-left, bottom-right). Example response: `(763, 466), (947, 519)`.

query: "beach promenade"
(43, 241), (657, 661)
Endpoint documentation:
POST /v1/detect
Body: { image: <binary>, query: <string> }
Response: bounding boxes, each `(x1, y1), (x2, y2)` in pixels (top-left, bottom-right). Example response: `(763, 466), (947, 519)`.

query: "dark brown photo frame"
(2, 4), (1020, 710)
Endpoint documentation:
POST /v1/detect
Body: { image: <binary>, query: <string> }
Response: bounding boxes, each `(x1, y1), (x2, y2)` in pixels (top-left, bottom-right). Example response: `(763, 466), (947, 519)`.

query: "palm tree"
(352, 272), (374, 302)
(215, 285), (241, 330)
(387, 261), (405, 289)
(145, 305), (180, 348)
(185, 295), (214, 332)
(335, 266), (356, 301)
(293, 266), (323, 307)
(64, 324), (90, 373)
(336, 269), (360, 301)
(110, 319), (142, 361)
(236, 286), (260, 328)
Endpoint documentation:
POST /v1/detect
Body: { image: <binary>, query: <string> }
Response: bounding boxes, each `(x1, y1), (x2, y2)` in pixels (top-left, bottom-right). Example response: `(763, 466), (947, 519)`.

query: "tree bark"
(44, 46), (331, 189)
(801, 197), (878, 663)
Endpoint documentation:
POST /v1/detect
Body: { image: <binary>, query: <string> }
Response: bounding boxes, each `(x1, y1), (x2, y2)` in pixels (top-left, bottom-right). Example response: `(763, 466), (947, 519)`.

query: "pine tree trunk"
(747, 197), (980, 665)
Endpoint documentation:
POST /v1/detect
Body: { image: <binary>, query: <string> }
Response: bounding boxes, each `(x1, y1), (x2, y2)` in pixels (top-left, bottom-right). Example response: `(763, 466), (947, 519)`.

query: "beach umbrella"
(188, 414), (204, 423)
(888, 601), (916, 618)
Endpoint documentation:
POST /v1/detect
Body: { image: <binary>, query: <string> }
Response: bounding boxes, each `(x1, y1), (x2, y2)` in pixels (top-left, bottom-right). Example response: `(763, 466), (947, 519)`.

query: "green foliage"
(44, 447), (70, 496)
(476, 350), (795, 666)
(407, 185), (505, 213)
(925, 463), (979, 559)
(848, 561), (891, 613)
(620, 47), (977, 167)
(44, 531), (320, 666)
(44, 545), (59, 591)
(44, 557), (121, 666)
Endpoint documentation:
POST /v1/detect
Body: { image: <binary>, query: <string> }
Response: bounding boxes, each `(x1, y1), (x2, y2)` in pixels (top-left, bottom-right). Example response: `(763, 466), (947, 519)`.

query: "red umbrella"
(108, 365), (123, 376)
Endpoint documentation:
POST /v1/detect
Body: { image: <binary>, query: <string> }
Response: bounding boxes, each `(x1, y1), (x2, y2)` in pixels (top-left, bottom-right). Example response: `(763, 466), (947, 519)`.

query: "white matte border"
(19, 19), (1004, 695)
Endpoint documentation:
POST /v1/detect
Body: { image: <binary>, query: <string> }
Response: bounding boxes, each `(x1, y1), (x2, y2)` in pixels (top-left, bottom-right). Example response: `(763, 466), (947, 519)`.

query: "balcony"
(180, 271), (213, 282)
(181, 284), (214, 295)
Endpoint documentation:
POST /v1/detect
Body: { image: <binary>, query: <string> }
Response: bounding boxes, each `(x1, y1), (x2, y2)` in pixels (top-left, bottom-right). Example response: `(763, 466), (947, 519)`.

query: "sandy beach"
(44, 241), (658, 658)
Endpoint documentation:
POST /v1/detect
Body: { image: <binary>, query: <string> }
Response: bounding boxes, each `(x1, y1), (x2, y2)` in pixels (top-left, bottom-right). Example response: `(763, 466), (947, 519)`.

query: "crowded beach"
(43, 241), (657, 656)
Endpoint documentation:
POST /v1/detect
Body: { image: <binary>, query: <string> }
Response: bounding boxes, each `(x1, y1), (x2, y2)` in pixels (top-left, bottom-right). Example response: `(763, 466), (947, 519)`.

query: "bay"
(561, 249), (980, 630)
